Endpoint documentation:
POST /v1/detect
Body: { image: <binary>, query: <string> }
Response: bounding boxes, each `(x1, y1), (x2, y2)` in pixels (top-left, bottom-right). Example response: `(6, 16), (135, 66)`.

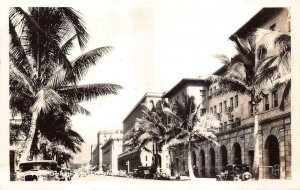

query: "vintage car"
(57, 167), (72, 181)
(133, 166), (155, 179)
(153, 168), (171, 180)
(216, 164), (252, 181)
(17, 160), (59, 181)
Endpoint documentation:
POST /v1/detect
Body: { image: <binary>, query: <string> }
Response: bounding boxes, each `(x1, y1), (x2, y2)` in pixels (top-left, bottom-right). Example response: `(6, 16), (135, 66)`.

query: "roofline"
(122, 92), (162, 122)
(229, 8), (285, 39)
(97, 129), (122, 135)
(162, 78), (207, 98)
(212, 65), (226, 75)
(101, 137), (123, 149)
(19, 160), (57, 164)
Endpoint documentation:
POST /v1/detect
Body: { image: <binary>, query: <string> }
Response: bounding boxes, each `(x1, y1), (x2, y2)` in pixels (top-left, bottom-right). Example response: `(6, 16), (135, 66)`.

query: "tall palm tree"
(123, 99), (177, 169)
(254, 29), (291, 110)
(168, 95), (220, 179)
(9, 7), (122, 162)
(206, 30), (290, 178)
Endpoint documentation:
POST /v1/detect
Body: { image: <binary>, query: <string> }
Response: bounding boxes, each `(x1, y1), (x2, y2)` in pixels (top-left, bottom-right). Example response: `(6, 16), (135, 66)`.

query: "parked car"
(216, 164), (252, 181)
(58, 167), (72, 181)
(153, 168), (170, 180)
(94, 170), (104, 175)
(133, 166), (155, 179)
(17, 160), (59, 181)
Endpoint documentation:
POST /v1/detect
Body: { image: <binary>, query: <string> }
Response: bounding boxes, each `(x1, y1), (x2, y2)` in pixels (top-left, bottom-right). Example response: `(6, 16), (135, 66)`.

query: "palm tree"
(168, 95), (220, 179)
(123, 99), (177, 170)
(32, 111), (84, 160)
(254, 29), (291, 110)
(9, 7), (122, 162)
(206, 29), (290, 178)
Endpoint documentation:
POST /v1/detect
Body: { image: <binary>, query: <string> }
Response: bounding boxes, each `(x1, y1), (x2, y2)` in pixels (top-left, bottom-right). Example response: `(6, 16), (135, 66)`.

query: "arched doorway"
(232, 143), (242, 164)
(220, 145), (228, 171)
(191, 151), (198, 177)
(209, 148), (216, 177)
(265, 135), (280, 179)
(192, 151), (196, 166)
(153, 154), (161, 168)
(200, 150), (205, 177)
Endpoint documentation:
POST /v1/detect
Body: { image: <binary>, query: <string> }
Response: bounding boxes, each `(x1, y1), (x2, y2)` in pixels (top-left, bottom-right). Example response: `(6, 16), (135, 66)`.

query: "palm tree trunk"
(188, 141), (195, 180)
(252, 104), (260, 179)
(19, 111), (38, 162)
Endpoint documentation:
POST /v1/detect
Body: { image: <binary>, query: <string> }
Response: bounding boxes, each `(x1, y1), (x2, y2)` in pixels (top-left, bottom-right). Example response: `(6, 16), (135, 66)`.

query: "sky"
(67, 0), (270, 164)
(5, 0), (292, 164)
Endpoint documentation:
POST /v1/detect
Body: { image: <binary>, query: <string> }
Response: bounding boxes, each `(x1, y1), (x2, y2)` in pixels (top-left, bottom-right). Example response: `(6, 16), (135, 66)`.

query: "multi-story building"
(118, 92), (162, 173)
(91, 129), (123, 171)
(101, 135), (123, 173)
(164, 8), (291, 179)
(161, 78), (208, 176)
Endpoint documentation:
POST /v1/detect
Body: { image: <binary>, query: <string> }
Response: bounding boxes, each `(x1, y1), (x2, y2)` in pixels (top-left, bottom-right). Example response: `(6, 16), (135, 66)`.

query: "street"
(69, 174), (296, 190)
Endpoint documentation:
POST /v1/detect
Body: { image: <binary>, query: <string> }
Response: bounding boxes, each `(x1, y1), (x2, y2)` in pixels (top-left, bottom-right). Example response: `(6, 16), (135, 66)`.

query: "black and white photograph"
(1, 0), (300, 190)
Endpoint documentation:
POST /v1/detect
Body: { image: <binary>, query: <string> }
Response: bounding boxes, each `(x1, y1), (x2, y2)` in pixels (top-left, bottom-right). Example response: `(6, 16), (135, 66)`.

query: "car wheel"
(242, 172), (252, 181)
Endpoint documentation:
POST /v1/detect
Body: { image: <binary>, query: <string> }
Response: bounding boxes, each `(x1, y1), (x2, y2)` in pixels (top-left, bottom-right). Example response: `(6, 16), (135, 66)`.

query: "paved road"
(69, 174), (294, 190)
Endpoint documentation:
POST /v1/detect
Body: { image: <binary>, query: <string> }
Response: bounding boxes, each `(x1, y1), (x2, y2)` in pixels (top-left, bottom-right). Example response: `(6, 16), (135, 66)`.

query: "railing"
(260, 164), (280, 179)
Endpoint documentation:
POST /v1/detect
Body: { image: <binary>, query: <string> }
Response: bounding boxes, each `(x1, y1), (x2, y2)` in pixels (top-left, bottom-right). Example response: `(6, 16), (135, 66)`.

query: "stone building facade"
(91, 130), (123, 171)
(118, 92), (162, 172)
(164, 8), (291, 179)
(101, 136), (123, 173)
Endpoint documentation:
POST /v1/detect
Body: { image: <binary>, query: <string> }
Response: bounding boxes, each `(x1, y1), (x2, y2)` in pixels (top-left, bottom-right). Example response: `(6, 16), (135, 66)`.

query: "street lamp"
(126, 160), (130, 173)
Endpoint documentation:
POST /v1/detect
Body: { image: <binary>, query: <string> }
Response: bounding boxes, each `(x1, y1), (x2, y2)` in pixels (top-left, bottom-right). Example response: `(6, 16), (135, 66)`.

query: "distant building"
(91, 129), (123, 171)
(118, 92), (162, 173)
(101, 136), (123, 173)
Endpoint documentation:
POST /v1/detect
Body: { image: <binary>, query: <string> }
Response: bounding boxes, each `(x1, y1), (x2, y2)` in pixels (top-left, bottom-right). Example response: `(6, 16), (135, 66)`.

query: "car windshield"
(19, 162), (57, 172)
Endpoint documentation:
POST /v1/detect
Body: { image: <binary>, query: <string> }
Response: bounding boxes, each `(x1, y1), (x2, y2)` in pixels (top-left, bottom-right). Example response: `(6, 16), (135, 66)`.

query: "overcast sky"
(66, 1), (272, 164)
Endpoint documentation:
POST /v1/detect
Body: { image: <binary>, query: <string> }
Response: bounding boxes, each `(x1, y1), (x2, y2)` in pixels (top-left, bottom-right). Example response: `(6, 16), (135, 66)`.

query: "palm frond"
(60, 7), (89, 49)
(31, 89), (66, 114)
(60, 34), (77, 55)
(213, 54), (230, 65)
(9, 59), (35, 94)
(9, 19), (33, 77)
(279, 79), (291, 111)
(166, 137), (188, 147)
(231, 35), (252, 56)
(58, 83), (122, 102)
(71, 47), (113, 81)
(69, 103), (91, 116)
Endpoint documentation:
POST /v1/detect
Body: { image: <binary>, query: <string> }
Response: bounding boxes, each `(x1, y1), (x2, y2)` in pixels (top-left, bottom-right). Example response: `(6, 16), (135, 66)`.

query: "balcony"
(218, 119), (241, 133)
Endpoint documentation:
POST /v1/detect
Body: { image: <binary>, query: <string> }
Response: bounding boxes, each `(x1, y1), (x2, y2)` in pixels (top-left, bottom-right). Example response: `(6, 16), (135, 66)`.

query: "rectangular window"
(224, 122), (227, 131)
(200, 90), (206, 100)
(235, 95), (238, 108)
(200, 90), (206, 96)
(224, 101), (227, 112)
(235, 117), (241, 127)
(214, 105), (217, 114)
(230, 97), (234, 108)
(209, 88), (212, 96)
(201, 109), (206, 116)
(272, 90), (278, 108)
(210, 107), (213, 113)
(264, 94), (270, 111)
(249, 101), (253, 116)
(219, 103), (222, 113)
